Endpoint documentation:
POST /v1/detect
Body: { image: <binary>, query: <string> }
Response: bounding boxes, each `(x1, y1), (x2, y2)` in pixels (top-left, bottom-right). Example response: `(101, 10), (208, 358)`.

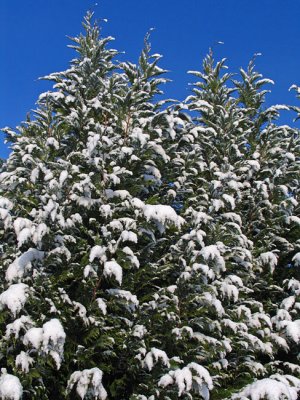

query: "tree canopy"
(0, 13), (299, 400)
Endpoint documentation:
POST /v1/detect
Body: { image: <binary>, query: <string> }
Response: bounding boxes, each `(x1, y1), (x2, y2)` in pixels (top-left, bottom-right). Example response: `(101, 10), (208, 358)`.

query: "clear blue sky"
(1, 0), (300, 158)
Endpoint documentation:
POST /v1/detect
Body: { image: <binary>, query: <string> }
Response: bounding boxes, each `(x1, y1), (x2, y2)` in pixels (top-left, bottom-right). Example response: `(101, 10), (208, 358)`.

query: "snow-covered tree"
(0, 14), (299, 400)
(128, 52), (300, 400)
(0, 13), (184, 399)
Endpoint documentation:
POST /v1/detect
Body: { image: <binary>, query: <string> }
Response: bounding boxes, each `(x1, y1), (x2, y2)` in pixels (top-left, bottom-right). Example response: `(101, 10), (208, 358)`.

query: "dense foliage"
(0, 13), (299, 400)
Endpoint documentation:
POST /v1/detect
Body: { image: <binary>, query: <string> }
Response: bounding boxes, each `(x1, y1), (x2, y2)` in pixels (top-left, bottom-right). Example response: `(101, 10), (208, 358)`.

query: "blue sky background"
(1, 0), (300, 158)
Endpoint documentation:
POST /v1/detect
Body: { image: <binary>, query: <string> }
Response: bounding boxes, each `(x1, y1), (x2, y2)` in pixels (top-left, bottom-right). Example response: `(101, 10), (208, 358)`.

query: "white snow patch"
(73, 302), (88, 324)
(96, 298), (107, 315)
(59, 170), (68, 186)
(130, 127), (149, 146)
(99, 204), (112, 218)
(32, 223), (48, 244)
(107, 289), (138, 309)
(285, 320), (300, 343)
(132, 198), (185, 232)
(144, 204), (185, 231)
(83, 265), (97, 278)
(0, 370), (23, 400)
(292, 253), (300, 267)
(259, 252), (278, 273)
(218, 281), (239, 302)
(148, 142), (170, 162)
(172, 326), (194, 339)
(122, 246), (140, 268)
(158, 362), (212, 397)
(15, 351), (34, 373)
(287, 216), (300, 226)
(89, 245), (106, 263)
(103, 261), (122, 284)
(231, 375), (300, 400)
(46, 137), (59, 149)
(23, 327), (44, 349)
(13, 217), (32, 236)
(132, 324), (147, 338)
(105, 189), (130, 200)
(119, 230), (138, 243)
(200, 244), (226, 272)
(6, 248), (44, 282)
(281, 296), (295, 311)
(67, 368), (107, 400)
(142, 348), (170, 371)
(287, 279), (300, 295)
(199, 292), (225, 316)
(222, 212), (242, 226)
(23, 319), (66, 369)
(222, 194), (236, 209)
(0, 197), (13, 210)
(5, 315), (34, 339)
(0, 283), (29, 316)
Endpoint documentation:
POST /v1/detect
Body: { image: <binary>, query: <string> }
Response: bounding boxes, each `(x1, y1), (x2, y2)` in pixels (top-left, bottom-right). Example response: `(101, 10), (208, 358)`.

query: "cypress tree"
(0, 13), (183, 399)
(0, 14), (299, 400)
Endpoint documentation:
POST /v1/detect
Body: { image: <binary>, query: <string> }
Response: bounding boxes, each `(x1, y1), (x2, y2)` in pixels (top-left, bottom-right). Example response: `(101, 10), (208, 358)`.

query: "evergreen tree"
(0, 13), (183, 399)
(0, 14), (299, 400)
(129, 52), (300, 399)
